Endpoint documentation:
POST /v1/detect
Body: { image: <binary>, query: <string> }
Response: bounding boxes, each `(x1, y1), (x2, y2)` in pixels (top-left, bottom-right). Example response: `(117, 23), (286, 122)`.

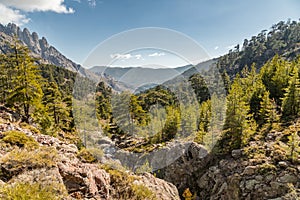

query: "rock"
(268, 182), (289, 198)
(255, 175), (263, 181)
(134, 173), (180, 200)
(245, 179), (259, 190)
(278, 161), (288, 168)
(278, 173), (298, 183)
(265, 174), (274, 182)
(58, 162), (110, 199)
(232, 149), (242, 159)
(243, 166), (257, 175)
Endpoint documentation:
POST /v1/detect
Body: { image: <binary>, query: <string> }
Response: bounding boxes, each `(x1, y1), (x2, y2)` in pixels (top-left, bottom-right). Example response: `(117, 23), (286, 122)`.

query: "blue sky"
(0, 0), (300, 68)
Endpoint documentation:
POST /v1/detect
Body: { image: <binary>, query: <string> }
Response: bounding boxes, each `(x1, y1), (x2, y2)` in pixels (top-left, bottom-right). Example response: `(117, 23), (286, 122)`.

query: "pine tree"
(43, 82), (69, 130)
(6, 41), (43, 123)
(223, 75), (253, 150)
(259, 91), (279, 126)
(282, 67), (300, 119)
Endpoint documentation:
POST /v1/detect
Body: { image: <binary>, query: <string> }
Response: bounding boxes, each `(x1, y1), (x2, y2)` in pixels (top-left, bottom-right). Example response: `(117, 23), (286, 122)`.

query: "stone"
(255, 175), (263, 181)
(278, 173), (298, 183)
(58, 162), (110, 199)
(134, 173), (180, 200)
(245, 179), (259, 190)
(243, 166), (257, 175)
(232, 149), (242, 159)
(278, 161), (288, 168)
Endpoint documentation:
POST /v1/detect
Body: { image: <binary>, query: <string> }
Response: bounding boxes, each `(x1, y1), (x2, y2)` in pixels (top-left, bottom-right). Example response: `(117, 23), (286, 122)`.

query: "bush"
(107, 168), (156, 200)
(77, 148), (103, 163)
(0, 147), (58, 180)
(258, 163), (276, 174)
(0, 182), (65, 200)
(1, 131), (38, 149)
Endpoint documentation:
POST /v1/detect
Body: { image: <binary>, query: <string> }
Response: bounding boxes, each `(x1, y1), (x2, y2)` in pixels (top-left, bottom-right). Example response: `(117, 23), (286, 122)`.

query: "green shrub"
(2, 131), (38, 149)
(77, 148), (99, 163)
(258, 163), (276, 174)
(0, 182), (65, 200)
(131, 183), (156, 200)
(107, 168), (156, 200)
(20, 123), (40, 135)
(0, 147), (58, 180)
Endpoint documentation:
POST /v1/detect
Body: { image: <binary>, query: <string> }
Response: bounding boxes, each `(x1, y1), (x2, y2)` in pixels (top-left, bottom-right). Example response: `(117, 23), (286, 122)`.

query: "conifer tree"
(282, 67), (300, 119)
(223, 75), (253, 149)
(6, 40), (43, 123)
(259, 91), (279, 126)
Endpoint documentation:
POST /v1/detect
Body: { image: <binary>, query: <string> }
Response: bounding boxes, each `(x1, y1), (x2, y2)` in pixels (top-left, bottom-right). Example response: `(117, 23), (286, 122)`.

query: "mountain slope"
(0, 23), (81, 72)
(90, 65), (193, 90)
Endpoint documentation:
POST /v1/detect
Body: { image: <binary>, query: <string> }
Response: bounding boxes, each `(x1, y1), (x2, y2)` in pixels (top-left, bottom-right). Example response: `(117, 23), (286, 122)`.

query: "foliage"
(0, 182), (66, 200)
(106, 168), (156, 200)
(77, 147), (103, 163)
(217, 20), (300, 78)
(1, 40), (43, 123)
(0, 146), (58, 179)
(1, 131), (38, 149)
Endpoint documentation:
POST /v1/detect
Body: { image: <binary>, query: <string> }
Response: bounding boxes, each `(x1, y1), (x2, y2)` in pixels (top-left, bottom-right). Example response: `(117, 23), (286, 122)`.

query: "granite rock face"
(0, 107), (181, 199)
(0, 23), (80, 72)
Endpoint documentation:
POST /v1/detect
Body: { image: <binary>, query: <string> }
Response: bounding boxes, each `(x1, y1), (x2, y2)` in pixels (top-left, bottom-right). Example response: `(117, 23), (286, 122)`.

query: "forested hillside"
(0, 19), (299, 199)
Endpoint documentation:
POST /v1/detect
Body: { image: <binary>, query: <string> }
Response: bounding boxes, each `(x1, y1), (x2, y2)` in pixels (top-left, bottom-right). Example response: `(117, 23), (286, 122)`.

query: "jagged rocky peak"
(0, 23), (79, 72)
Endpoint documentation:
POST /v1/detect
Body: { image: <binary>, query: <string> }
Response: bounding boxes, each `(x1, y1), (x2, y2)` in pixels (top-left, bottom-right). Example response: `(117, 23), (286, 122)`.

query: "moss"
(1, 131), (39, 150)
(0, 182), (66, 200)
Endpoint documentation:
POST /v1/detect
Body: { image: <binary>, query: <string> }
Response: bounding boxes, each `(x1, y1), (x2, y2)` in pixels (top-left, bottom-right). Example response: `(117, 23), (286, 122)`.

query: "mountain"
(90, 65), (193, 91)
(0, 23), (131, 92)
(0, 23), (81, 72)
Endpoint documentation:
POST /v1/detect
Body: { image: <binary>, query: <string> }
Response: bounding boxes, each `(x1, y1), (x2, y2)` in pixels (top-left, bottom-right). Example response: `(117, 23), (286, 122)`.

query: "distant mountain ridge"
(90, 65), (193, 90)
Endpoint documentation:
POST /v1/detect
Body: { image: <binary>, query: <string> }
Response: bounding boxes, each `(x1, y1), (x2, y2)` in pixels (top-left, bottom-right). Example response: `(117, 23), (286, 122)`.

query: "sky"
(0, 0), (300, 68)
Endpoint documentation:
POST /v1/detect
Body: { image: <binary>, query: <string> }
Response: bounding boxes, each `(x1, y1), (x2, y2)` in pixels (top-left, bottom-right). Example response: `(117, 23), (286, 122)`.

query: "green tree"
(222, 75), (254, 150)
(259, 91), (279, 126)
(6, 41), (43, 123)
(282, 67), (300, 119)
(43, 82), (70, 131)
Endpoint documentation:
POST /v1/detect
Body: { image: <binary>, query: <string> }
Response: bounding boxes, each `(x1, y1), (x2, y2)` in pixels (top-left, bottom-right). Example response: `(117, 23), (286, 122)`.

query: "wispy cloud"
(87, 0), (96, 8)
(214, 46), (219, 50)
(0, 0), (74, 13)
(148, 52), (165, 57)
(110, 53), (143, 60)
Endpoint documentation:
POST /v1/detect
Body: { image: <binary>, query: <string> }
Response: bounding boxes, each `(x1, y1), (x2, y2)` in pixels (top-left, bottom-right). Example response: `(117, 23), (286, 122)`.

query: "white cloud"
(148, 52), (165, 57)
(0, 0), (75, 25)
(110, 53), (143, 60)
(0, 4), (29, 25)
(87, 0), (96, 7)
(135, 54), (142, 60)
(0, 0), (74, 13)
(214, 46), (219, 50)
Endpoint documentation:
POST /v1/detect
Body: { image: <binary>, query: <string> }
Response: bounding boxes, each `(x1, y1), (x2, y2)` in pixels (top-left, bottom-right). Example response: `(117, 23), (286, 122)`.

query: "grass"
(0, 146), (58, 180)
(0, 182), (66, 200)
(1, 131), (39, 150)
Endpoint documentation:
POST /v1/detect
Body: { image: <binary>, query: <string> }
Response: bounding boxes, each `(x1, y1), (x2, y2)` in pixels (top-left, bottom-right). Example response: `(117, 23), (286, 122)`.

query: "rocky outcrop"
(134, 173), (180, 200)
(0, 107), (181, 199)
(159, 133), (300, 199)
(0, 23), (80, 72)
